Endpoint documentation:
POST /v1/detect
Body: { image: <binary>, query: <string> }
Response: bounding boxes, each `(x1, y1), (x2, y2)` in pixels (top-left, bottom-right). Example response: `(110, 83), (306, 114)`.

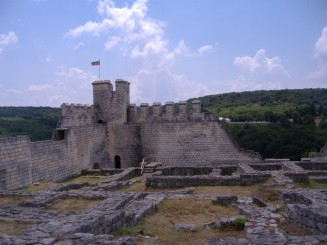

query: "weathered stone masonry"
(0, 79), (261, 190)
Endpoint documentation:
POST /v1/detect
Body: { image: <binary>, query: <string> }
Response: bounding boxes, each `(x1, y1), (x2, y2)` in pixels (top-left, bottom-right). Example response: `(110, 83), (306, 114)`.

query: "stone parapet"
(59, 103), (95, 128)
(127, 100), (210, 123)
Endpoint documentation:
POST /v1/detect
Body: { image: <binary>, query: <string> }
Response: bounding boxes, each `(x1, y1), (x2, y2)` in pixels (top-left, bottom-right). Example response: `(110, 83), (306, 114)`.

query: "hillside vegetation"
(0, 107), (60, 141)
(193, 88), (327, 160)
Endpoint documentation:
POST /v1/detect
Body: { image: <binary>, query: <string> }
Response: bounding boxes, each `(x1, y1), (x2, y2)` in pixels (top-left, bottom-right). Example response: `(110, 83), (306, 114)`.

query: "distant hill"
(0, 107), (60, 141)
(195, 88), (327, 122)
(191, 88), (327, 161)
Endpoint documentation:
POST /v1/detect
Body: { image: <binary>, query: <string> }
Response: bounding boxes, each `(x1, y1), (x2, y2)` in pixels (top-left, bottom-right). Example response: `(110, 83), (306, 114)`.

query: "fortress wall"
(59, 103), (95, 128)
(0, 136), (32, 190)
(139, 121), (261, 166)
(0, 124), (108, 190)
(31, 124), (108, 182)
(106, 124), (141, 168)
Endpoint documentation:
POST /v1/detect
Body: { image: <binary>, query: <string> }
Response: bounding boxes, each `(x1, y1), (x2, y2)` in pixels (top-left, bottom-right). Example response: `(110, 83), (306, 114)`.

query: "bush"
(235, 216), (247, 230)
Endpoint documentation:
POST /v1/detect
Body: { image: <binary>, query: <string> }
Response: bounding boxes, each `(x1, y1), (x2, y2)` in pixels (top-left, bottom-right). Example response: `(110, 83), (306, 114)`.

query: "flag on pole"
(91, 60), (100, 66)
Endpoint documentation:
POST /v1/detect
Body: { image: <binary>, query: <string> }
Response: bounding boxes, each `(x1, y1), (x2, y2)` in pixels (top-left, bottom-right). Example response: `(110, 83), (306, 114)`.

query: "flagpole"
(99, 61), (101, 81)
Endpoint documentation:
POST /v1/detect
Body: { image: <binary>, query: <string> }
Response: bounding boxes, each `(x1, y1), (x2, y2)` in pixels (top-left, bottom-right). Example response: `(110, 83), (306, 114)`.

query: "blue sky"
(1, 0), (327, 107)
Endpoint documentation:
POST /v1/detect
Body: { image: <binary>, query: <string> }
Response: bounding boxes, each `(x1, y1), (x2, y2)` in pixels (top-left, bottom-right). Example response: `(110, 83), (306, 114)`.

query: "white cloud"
(1, 67), (97, 106)
(311, 25), (327, 78)
(315, 26), (327, 59)
(197, 45), (213, 55)
(0, 32), (18, 54)
(228, 76), (283, 92)
(65, 0), (216, 104)
(104, 36), (121, 50)
(73, 42), (85, 50)
(234, 49), (287, 74)
(28, 84), (52, 92)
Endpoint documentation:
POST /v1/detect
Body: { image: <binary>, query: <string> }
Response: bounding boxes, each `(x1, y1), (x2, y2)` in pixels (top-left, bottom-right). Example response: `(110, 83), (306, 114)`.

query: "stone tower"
(92, 79), (130, 124)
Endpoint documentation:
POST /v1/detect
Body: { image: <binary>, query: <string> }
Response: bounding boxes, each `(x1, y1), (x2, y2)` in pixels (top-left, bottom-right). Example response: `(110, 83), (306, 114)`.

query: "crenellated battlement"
(128, 100), (216, 123)
(59, 103), (96, 128)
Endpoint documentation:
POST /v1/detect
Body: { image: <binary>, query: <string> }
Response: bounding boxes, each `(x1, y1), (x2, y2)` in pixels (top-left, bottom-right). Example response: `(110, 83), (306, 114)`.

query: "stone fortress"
(1, 79), (327, 244)
(0, 79), (263, 190)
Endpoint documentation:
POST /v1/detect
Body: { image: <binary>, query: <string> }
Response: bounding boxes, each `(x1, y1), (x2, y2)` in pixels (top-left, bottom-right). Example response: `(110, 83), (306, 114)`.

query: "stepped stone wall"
(0, 79), (262, 190)
(138, 121), (259, 165)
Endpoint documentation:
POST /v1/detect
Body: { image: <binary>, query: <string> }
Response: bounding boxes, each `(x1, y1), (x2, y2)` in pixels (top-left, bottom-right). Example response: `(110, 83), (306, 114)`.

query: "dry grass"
(0, 220), (32, 236)
(22, 182), (57, 192)
(46, 198), (101, 215)
(121, 181), (182, 193)
(252, 186), (281, 204)
(61, 176), (107, 184)
(194, 178), (281, 204)
(278, 221), (313, 236)
(114, 198), (244, 245)
(0, 196), (26, 207)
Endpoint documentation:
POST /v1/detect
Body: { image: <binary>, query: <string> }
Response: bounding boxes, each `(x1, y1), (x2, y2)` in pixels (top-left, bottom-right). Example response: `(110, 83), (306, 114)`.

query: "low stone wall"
(281, 189), (327, 235)
(295, 161), (327, 170)
(146, 164), (269, 188)
(159, 166), (213, 176)
(145, 174), (269, 188)
(281, 161), (308, 182)
(249, 163), (281, 171)
(81, 168), (124, 176)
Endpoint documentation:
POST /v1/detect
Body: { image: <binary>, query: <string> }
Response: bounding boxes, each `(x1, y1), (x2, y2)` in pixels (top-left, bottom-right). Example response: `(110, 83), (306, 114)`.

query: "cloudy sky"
(1, 0), (327, 107)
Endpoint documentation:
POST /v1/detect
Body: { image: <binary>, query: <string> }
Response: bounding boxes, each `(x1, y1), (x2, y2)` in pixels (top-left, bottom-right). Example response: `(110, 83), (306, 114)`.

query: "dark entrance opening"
(114, 155), (121, 169)
(93, 162), (100, 169)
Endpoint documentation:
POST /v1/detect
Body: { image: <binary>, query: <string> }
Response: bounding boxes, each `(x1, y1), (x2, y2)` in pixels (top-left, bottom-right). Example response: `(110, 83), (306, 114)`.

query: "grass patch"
(22, 182), (57, 192)
(294, 177), (327, 189)
(0, 196), (26, 207)
(121, 181), (183, 193)
(46, 198), (101, 215)
(114, 198), (244, 245)
(194, 183), (264, 196)
(61, 176), (107, 184)
(0, 220), (32, 236)
(121, 181), (146, 192)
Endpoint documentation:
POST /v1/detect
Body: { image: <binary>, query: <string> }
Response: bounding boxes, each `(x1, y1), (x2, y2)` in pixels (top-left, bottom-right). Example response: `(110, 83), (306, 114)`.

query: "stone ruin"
(1, 78), (327, 244)
(0, 79), (262, 190)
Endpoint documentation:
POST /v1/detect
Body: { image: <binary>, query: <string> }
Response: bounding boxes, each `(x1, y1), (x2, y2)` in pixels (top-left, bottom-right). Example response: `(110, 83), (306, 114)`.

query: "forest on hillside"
(0, 107), (60, 141)
(1, 88), (327, 160)
(193, 88), (327, 160)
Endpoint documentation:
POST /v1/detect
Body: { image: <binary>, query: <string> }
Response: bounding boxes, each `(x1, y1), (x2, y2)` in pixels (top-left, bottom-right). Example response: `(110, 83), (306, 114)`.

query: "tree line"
(193, 88), (327, 160)
(0, 107), (60, 141)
